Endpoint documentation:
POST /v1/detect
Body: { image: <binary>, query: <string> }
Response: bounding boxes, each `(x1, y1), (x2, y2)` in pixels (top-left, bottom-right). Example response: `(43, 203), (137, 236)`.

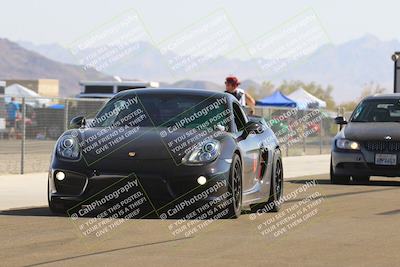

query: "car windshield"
(351, 99), (400, 122)
(92, 93), (230, 129)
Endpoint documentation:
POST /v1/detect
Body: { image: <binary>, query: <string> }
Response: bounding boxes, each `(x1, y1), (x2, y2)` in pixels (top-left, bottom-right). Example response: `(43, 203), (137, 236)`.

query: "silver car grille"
(364, 141), (400, 152)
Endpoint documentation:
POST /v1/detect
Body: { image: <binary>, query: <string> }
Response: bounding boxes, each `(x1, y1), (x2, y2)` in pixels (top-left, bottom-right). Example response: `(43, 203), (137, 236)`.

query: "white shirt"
(234, 88), (246, 106)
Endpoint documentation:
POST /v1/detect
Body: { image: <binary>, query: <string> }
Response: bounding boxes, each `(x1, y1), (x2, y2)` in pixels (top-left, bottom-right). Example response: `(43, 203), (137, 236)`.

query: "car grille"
(364, 141), (400, 152)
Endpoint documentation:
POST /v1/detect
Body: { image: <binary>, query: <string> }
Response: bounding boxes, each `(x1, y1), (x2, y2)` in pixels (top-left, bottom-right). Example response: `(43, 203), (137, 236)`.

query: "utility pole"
(391, 52), (400, 93)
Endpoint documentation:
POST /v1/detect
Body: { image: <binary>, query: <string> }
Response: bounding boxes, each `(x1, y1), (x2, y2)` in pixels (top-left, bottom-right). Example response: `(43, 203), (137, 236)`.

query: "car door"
(231, 103), (265, 202)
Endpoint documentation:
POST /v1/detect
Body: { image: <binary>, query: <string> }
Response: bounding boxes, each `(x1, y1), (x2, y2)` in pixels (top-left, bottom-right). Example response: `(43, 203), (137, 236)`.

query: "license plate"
(375, 154), (397, 165)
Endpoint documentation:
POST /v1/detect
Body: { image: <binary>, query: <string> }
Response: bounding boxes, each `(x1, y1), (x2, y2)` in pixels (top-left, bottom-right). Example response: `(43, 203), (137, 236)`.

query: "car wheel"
(330, 158), (350, 184)
(48, 181), (67, 214)
(353, 175), (370, 184)
(250, 150), (283, 213)
(226, 154), (242, 219)
(263, 149), (283, 212)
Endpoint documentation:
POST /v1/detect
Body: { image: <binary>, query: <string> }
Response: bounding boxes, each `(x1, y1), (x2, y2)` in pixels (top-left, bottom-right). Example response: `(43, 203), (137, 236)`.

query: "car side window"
(232, 102), (248, 132)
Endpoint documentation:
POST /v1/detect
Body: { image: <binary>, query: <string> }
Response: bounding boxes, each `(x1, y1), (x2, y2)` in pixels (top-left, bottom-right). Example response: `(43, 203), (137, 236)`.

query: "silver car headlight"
(57, 135), (80, 160)
(336, 138), (360, 150)
(182, 139), (220, 165)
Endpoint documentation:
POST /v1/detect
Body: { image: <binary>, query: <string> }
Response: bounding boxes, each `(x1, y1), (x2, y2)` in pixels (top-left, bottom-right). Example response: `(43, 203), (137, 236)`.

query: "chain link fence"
(0, 95), (341, 174)
(253, 106), (339, 157)
(0, 96), (107, 174)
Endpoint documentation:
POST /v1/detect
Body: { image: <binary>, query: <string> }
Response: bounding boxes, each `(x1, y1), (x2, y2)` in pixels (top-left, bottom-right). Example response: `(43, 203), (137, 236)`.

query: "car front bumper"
(48, 158), (232, 210)
(332, 148), (400, 177)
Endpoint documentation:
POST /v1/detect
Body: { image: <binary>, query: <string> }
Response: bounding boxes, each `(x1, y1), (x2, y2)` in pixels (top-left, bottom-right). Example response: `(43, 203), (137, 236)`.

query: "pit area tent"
(256, 90), (297, 108)
(5, 84), (50, 107)
(287, 88), (326, 109)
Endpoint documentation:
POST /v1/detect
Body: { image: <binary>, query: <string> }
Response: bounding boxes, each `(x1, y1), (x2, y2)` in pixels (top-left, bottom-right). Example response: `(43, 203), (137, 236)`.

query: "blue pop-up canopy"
(48, 104), (65, 109)
(256, 91), (297, 107)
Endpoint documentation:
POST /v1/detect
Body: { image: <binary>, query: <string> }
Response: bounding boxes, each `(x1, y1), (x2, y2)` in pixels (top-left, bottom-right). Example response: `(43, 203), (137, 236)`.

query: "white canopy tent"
(5, 84), (50, 107)
(287, 88), (327, 109)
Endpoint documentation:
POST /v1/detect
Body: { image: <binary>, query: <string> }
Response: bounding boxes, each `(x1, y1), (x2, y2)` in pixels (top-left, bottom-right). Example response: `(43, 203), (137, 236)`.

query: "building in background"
(5, 79), (59, 97)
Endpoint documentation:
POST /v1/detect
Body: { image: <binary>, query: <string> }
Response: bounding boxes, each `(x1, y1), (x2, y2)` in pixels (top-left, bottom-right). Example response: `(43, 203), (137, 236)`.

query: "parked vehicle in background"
(77, 80), (159, 99)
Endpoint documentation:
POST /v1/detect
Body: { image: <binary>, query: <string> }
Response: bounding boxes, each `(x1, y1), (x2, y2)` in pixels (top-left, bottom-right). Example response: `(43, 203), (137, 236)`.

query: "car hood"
(72, 127), (228, 163)
(344, 122), (400, 141)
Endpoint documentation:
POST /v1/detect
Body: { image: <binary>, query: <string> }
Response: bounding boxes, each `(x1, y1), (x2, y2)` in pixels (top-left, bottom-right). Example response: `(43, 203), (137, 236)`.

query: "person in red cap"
(224, 76), (255, 114)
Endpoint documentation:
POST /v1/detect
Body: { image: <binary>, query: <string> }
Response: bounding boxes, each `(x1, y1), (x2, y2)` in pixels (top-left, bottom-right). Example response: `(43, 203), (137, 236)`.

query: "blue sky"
(1, 0), (399, 45)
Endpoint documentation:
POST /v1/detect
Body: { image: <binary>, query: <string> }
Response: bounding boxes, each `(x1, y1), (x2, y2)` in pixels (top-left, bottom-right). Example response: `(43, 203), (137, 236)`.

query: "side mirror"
(69, 116), (86, 129)
(242, 121), (264, 139)
(334, 116), (347, 125)
(334, 116), (347, 130)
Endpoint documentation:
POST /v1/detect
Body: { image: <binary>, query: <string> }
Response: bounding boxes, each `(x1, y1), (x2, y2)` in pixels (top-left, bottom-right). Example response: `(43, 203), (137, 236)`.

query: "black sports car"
(48, 89), (283, 219)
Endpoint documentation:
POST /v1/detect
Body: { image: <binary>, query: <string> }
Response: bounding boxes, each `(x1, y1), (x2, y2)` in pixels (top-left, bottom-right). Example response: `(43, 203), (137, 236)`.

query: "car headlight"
(57, 135), (80, 160)
(336, 139), (360, 150)
(182, 139), (220, 165)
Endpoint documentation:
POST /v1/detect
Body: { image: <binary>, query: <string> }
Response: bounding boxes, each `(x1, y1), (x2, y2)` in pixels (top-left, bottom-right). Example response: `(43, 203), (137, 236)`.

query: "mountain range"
(3, 34), (399, 101)
(0, 38), (110, 96)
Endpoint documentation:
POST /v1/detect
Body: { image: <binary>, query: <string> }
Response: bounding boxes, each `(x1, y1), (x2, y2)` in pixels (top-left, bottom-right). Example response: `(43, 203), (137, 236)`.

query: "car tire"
(252, 149), (283, 213)
(48, 200), (67, 214)
(353, 175), (370, 184)
(226, 154), (242, 219)
(264, 149), (283, 212)
(330, 158), (350, 184)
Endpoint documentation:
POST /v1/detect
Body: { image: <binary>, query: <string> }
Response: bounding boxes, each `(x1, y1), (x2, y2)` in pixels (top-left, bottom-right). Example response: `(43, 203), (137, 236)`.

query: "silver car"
(331, 94), (400, 184)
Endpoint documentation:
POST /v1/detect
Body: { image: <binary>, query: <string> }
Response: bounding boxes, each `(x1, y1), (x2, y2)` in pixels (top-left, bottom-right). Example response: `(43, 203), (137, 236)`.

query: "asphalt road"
(1, 174), (400, 267)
